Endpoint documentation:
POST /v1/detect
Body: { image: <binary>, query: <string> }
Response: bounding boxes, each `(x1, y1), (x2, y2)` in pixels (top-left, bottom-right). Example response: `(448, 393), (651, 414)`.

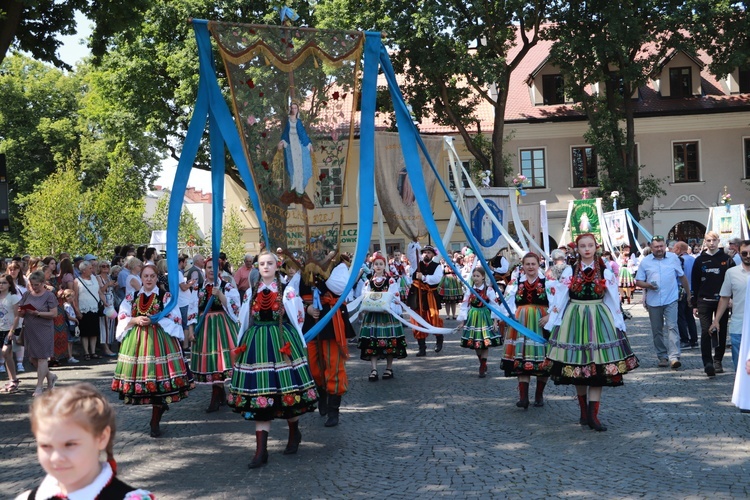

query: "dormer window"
(669, 67), (692, 98)
(542, 74), (565, 105)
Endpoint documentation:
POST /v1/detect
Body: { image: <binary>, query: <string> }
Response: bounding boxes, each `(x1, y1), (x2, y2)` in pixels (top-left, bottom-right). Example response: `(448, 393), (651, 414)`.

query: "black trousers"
(696, 299), (728, 366)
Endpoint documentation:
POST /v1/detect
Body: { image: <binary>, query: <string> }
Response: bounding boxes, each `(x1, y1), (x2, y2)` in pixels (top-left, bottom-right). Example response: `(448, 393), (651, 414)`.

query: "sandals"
(32, 388), (44, 398)
(368, 370), (379, 382)
(1, 380), (19, 393)
(84, 354), (91, 361)
(382, 369), (394, 380)
(90, 354), (102, 359)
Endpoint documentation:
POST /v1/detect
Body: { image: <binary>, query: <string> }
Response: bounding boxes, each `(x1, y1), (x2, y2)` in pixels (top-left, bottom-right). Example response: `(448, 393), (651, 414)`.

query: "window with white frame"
(673, 141), (700, 182)
(519, 149), (546, 188)
(447, 160), (471, 193)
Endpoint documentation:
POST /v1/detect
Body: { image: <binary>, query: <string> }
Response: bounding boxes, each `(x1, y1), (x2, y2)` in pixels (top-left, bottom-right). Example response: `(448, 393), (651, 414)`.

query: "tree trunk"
(0, 1), (24, 67)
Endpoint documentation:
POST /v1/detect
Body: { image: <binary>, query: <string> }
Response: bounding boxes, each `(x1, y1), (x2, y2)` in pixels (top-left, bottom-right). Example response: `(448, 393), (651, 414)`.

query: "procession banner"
(570, 199), (601, 241)
(709, 204), (747, 247)
(465, 193), (510, 259)
(603, 209), (629, 248)
(374, 132), (443, 240)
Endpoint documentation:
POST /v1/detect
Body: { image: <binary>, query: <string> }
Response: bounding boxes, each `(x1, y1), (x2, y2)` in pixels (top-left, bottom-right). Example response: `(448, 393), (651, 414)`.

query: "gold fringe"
(214, 40), (363, 72)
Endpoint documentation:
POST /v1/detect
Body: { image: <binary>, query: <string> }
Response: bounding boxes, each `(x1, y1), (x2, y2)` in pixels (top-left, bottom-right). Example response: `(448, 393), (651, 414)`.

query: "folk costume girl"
(389, 251), (411, 302)
(438, 255), (464, 320)
(111, 265), (193, 438)
(227, 251), (317, 470)
(357, 252), (408, 381)
(501, 253), (552, 408)
(457, 267), (502, 378)
(544, 233), (639, 432)
(617, 245), (635, 304)
(191, 258), (241, 413)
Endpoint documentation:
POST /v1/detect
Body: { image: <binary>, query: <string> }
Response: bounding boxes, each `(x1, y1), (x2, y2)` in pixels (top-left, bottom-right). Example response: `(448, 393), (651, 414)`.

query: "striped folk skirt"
(190, 310), (238, 383)
(619, 267), (635, 288)
(357, 311), (408, 360)
(460, 306), (503, 350)
(227, 320), (317, 421)
(501, 304), (550, 377)
(111, 325), (193, 405)
(546, 299), (639, 387)
(438, 274), (464, 303)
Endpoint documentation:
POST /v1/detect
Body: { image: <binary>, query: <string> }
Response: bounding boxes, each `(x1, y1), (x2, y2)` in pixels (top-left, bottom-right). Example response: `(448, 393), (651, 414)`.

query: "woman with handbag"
(13, 270), (59, 397)
(73, 261), (105, 360)
(357, 252), (408, 381)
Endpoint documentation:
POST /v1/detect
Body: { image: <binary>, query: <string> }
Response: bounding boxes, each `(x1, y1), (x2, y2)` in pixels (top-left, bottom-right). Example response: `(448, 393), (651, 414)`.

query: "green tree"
(316, 0), (550, 186)
(149, 191), (205, 247)
(17, 167), (86, 255)
(689, 1), (750, 77)
(222, 206), (246, 272)
(0, 0), (151, 69)
(547, 1), (687, 218)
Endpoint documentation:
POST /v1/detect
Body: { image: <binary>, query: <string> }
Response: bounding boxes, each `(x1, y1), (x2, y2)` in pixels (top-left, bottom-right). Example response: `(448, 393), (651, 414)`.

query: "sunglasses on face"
(741, 251), (750, 257)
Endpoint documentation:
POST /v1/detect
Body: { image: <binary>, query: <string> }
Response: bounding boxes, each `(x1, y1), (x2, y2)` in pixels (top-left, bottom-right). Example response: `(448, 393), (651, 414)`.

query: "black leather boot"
(325, 395), (342, 427)
(434, 335), (444, 353)
(283, 420), (302, 455)
(534, 379), (547, 407)
(249, 430), (269, 468)
(516, 382), (530, 409)
(416, 338), (427, 357)
(317, 386), (328, 416)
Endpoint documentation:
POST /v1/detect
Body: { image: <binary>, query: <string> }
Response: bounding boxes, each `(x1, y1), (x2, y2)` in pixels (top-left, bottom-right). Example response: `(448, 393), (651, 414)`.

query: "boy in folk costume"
(300, 258), (355, 427)
(406, 242), (444, 356)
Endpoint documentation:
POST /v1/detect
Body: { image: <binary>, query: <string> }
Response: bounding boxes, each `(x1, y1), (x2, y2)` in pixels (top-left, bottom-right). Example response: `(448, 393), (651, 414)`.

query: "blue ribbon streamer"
(626, 210), (652, 242)
(151, 20), (270, 322)
(303, 32), (379, 342)
(377, 43), (545, 344)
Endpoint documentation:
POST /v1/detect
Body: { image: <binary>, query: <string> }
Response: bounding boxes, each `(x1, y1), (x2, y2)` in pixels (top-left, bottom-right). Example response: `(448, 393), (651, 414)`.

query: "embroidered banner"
(210, 22), (363, 275)
(464, 194), (508, 259)
(603, 209), (629, 248)
(374, 132), (443, 240)
(570, 199), (601, 242)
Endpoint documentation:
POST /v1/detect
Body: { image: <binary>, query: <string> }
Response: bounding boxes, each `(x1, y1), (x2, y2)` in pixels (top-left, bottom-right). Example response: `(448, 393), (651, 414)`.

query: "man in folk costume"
(300, 258), (355, 427)
(407, 242), (444, 356)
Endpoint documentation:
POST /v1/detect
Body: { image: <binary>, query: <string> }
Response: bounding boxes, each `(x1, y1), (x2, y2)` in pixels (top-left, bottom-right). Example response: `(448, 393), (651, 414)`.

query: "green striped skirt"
(111, 325), (194, 405)
(227, 320), (317, 421)
(358, 311), (408, 360)
(501, 304), (550, 376)
(191, 310), (238, 383)
(546, 299), (639, 386)
(460, 306), (503, 350)
(439, 274), (464, 303)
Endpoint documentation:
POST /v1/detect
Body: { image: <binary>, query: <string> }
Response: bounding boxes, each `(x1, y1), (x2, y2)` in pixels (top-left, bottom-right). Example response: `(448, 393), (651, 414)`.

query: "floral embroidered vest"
(132, 290), (165, 316)
(569, 264), (607, 301)
(251, 281), (287, 323)
(515, 278), (549, 306)
(368, 276), (391, 292)
(469, 287), (489, 308)
(198, 281), (228, 311)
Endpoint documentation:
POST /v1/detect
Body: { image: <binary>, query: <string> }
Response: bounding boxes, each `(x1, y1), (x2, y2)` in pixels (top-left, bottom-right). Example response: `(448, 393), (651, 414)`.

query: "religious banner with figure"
(465, 194), (510, 259)
(374, 132), (443, 240)
(209, 22), (363, 277)
(708, 204), (749, 247)
(570, 199), (601, 242)
(603, 209), (629, 248)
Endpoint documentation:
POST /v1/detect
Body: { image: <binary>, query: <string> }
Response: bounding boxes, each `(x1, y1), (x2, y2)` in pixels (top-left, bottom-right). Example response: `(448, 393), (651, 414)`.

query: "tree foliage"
(316, 0), (550, 186)
(689, 1), (750, 77)
(149, 191), (205, 247)
(546, 1), (689, 218)
(0, 0), (151, 70)
(221, 206), (245, 271)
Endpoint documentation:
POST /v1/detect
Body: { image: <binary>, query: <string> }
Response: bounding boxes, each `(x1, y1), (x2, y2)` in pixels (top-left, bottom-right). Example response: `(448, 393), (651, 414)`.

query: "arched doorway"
(668, 220), (706, 243)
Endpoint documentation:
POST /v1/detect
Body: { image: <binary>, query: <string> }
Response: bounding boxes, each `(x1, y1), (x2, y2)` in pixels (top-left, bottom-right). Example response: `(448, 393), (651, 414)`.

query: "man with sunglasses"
(691, 231), (734, 377)
(635, 235), (690, 370)
(709, 239), (750, 373)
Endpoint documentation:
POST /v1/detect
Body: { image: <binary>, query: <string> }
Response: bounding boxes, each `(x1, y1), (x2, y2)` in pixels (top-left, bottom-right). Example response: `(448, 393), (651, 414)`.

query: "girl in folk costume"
(457, 267), (502, 378)
(501, 253), (552, 408)
(111, 265), (193, 438)
(438, 253), (464, 320)
(227, 251), (317, 470)
(544, 233), (639, 432)
(617, 245), (635, 304)
(191, 258), (241, 413)
(389, 251), (411, 302)
(358, 252), (408, 382)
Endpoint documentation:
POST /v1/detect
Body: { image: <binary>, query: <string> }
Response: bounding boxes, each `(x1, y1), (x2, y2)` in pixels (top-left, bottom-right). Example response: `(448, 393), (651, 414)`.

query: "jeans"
(731, 333), (742, 370)
(697, 299), (728, 367)
(647, 301), (680, 361)
(677, 295), (698, 344)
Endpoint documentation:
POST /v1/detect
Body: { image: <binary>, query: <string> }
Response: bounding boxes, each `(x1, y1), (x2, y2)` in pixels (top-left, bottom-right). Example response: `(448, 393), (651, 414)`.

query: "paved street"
(2, 300), (749, 499)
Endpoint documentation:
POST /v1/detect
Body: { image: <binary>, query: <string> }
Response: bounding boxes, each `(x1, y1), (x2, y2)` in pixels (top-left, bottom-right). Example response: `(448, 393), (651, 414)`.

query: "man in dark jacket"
(691, 231), (734, 377)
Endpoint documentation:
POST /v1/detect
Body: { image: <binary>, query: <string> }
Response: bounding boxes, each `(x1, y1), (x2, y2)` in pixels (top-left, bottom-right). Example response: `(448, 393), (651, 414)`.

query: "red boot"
(516, 382), (529, 409)
(534, 379), (547, 407)
(478, 358), (487, 378)
(249, 431), (269, 469)
(283, 420), (302, 455)
(149, 404), (168, 437)
(577, 395), (588, 426)
(588, 401), (607, 431)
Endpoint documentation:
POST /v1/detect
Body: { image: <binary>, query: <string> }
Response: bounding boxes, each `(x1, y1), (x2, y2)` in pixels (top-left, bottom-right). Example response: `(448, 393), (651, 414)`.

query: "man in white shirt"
(710, 239), (750, 370)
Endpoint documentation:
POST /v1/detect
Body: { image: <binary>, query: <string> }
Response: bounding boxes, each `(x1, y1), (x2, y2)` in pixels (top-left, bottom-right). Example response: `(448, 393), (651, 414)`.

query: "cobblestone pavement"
(2, 300), (750, 499)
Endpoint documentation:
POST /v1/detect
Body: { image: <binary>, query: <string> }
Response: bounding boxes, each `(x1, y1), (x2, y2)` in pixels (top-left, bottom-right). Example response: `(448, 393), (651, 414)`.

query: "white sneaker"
(16, 362), (25, 372)
(0, 364), (5, 373)
(68, 357), (80, 364)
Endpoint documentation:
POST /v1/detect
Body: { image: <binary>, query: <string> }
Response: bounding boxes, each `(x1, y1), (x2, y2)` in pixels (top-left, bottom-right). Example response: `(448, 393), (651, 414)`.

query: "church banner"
(603, 209), (629, 248)
(570, 199), (601, 242)
(374, 132), (443, 240)
(465, 194), (509, 259)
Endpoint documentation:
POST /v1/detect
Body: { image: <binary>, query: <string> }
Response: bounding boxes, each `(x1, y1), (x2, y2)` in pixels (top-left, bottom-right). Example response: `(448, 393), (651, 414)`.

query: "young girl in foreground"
(17, 383), (153, 499)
